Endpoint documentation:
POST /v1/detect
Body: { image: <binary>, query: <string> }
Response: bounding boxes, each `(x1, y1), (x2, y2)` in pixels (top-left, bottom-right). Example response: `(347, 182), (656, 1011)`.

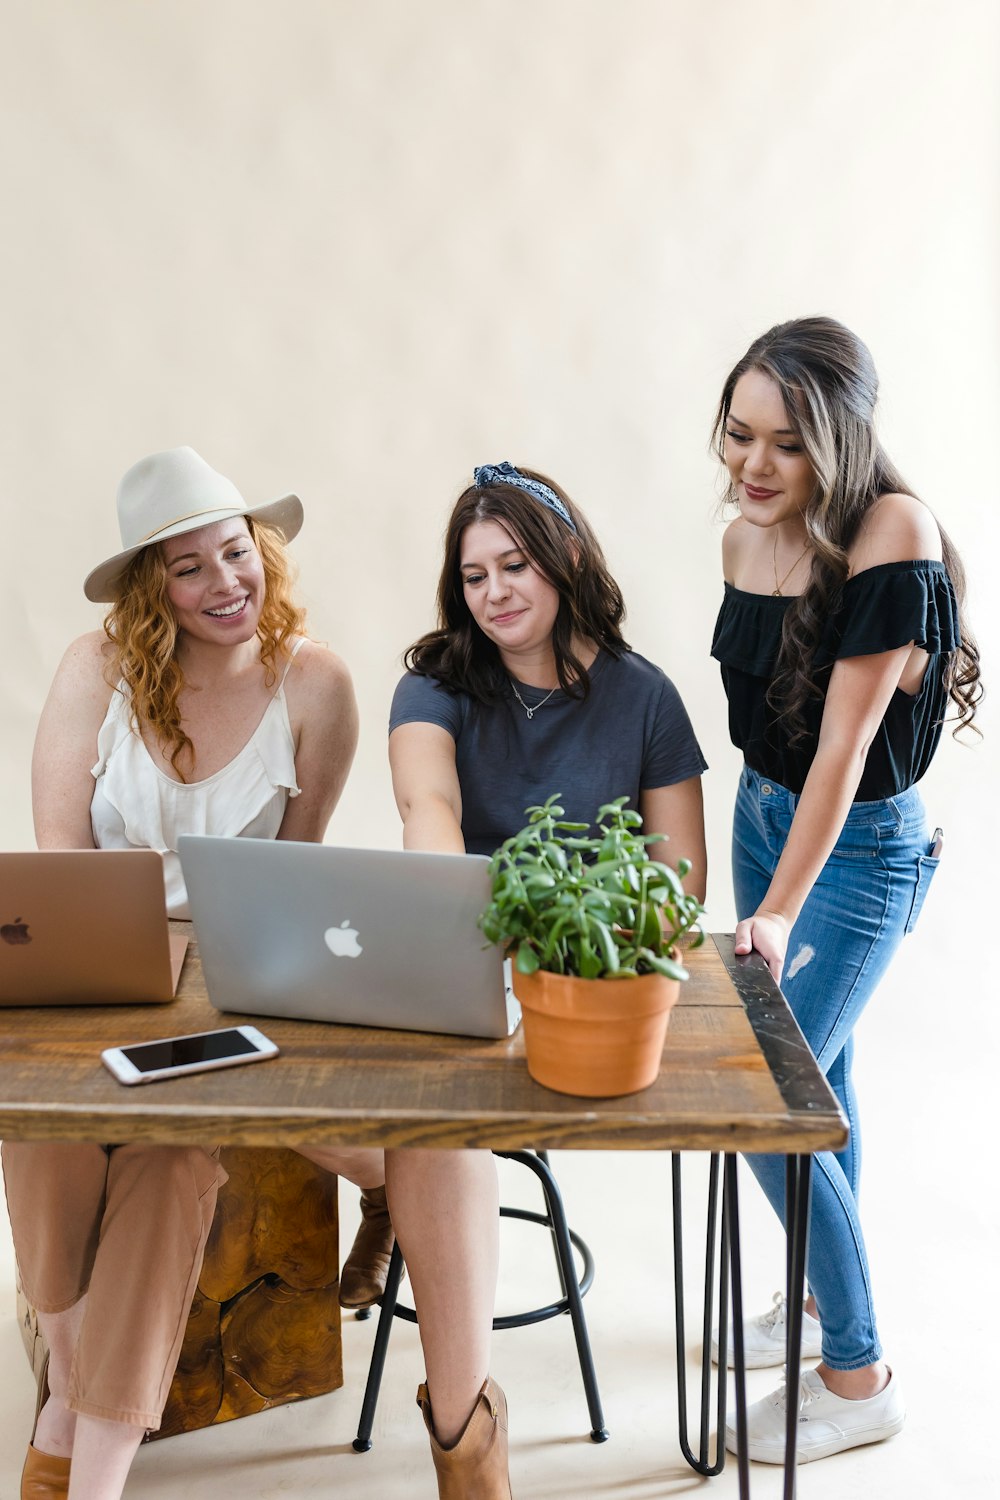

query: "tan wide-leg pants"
(2, 1141), (226, 1429)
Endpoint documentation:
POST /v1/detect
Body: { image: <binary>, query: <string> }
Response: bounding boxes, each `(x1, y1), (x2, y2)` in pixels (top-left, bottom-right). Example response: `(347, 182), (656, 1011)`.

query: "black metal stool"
(352, 1149), (608, 1450)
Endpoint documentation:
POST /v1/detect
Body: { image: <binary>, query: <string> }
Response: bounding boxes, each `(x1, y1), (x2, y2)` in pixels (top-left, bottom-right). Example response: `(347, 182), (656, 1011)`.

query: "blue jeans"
(732, 764), (940, 1369)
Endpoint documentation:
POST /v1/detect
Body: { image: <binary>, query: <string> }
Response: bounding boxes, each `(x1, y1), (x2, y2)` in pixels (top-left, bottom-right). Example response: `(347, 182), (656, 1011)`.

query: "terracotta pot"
(515, 966), (680, 1097)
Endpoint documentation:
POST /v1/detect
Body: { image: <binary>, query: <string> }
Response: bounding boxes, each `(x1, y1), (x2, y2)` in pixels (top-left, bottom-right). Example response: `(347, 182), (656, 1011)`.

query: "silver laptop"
(177, 836), (521, 1039)
(0, 850), (187, 1005)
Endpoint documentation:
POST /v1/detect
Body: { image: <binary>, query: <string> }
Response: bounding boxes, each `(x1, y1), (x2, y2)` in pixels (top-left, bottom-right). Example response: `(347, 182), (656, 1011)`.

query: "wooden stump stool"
(17, 1147), (343, 1438)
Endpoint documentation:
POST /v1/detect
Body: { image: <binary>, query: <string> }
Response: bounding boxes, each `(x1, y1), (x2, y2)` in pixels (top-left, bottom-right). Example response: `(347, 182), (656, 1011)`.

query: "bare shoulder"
(721, 516), (750, 582)
(49, 631), (118, 709)
(62, 629), (116, 672)
(850, 493), (942, 574)
(282, 638), (357, 720)
(35, 632), (118, 798)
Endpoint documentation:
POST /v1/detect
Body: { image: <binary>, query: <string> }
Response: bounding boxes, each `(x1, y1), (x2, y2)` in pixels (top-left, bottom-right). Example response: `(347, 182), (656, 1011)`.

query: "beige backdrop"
(2, 7), (999, 1486)
(2, 0), (997, 959)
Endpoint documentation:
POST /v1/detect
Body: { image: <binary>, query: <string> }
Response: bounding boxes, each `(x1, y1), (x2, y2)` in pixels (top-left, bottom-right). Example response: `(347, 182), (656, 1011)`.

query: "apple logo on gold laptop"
(1, 917), (31, 946)
(324, 919), (363, 958)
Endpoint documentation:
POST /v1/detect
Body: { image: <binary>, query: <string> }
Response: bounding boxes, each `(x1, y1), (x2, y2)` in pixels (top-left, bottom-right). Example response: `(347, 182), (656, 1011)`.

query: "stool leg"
(357, 1155), (607, 1448)
(353, 1241), (405, 1453)
(503, 1150), (609, 1442)
(534, 1150), (569, 1301)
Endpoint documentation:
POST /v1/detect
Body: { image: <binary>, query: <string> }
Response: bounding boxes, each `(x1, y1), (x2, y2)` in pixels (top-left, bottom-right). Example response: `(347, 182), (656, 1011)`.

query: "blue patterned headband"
(473, 461), (577, 533)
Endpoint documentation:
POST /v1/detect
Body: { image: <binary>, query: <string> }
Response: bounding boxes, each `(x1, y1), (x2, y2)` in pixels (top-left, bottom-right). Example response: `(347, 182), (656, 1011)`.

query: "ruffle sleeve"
(252, 690), (301, 798)
(91, 685), (133, 778)
(711, 585), (786, 676)
(819, 560), (960, 665)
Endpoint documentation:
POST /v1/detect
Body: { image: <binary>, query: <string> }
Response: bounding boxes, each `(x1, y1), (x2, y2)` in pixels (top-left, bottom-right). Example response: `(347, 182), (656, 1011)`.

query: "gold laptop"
(0, 850), (187, 1005)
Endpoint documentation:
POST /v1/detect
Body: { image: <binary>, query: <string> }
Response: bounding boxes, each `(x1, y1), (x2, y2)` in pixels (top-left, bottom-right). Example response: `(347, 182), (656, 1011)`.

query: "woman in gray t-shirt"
(388, 462), (707, 1496)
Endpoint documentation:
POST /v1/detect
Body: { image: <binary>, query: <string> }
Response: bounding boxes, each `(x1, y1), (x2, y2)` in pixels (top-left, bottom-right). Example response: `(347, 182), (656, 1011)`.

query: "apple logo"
(324, 919), (363, 959)
(1, 917), (31, 946)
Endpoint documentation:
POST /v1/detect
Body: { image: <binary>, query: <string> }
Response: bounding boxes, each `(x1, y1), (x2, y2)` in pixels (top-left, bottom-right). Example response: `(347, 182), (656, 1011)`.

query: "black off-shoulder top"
(711, 560), (960, 799)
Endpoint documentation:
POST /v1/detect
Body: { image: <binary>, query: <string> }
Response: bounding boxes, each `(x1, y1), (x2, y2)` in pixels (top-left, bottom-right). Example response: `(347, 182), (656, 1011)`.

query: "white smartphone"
(101, 1025), (279, 1086)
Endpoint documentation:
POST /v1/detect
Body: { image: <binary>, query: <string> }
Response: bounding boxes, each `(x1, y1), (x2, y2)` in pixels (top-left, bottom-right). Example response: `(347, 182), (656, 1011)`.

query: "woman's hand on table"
(734, 909), (791, 985)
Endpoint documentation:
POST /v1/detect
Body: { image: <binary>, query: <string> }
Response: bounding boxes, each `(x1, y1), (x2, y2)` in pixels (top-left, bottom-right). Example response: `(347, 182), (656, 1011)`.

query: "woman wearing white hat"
(4, 449), (497, 1500)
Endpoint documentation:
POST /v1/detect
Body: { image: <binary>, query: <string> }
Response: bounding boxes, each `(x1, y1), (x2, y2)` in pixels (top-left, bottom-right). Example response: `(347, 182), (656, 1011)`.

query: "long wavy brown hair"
(405, 468), (629, 702)
(102, 518), (305, 779)
(713, 317), (982, 743)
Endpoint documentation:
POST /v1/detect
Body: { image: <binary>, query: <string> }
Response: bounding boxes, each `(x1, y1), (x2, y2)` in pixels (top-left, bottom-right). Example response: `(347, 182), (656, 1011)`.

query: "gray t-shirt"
(389, 649), (707, 855)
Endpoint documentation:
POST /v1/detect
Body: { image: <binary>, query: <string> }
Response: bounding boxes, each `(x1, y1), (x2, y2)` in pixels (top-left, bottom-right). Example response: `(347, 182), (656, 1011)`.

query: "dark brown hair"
(713, 316), (981, 741)
(405, 468), (628, 701)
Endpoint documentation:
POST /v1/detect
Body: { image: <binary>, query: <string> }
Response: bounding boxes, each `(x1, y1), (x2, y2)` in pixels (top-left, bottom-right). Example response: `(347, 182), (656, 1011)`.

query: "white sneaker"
(725, 1367), (906, 1464)
(711, 1292), (823, 1369)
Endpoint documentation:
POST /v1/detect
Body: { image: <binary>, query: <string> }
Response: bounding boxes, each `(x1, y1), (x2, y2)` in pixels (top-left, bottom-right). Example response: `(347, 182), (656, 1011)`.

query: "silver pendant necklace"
(509, 678), (559, 720)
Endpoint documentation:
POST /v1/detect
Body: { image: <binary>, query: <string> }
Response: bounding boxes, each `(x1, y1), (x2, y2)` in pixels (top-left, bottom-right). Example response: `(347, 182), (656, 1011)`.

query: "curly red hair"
(102, 519), (306, 780)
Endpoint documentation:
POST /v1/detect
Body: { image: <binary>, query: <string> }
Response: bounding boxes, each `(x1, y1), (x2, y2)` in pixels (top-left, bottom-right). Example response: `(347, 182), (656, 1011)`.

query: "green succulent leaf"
(589, 919), (620, 973)
(642, 951), (690, 981)
(515, 945), (540, 974)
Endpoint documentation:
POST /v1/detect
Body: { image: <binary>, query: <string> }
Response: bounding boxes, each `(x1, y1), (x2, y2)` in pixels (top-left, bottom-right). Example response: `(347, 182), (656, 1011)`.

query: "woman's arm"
(32, 633), (116, 849)
(737, 493), (942, 981)
(735, 644), (914, 980)
(639, 778), (707, 903)
(277, 642), (359, 842)
(388, 722), (465, 853)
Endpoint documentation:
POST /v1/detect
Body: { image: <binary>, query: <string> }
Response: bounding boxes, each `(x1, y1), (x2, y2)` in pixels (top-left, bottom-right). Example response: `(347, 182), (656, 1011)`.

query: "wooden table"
(0, 932), (847, 1498)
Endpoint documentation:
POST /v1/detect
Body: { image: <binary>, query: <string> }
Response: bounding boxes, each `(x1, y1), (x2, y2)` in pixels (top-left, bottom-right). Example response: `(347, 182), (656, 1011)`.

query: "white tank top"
(90, 638), (304, 918)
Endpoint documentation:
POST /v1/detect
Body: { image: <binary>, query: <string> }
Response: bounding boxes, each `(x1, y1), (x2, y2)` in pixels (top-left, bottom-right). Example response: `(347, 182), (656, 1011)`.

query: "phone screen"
(121, 1029), (261, 1073)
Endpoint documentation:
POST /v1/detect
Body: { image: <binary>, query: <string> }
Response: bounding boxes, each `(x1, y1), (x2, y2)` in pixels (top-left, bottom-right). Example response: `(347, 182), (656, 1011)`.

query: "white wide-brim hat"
(83, 446), (304, 602)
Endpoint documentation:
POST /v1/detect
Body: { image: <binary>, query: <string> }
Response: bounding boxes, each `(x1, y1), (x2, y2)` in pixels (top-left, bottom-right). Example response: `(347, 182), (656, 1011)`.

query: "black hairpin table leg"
(672, 1151), (815, 1498)
(724, 1154), (750, 1500)
(672, 1152), (728, 1475)
(781, 1152), (813, 1499)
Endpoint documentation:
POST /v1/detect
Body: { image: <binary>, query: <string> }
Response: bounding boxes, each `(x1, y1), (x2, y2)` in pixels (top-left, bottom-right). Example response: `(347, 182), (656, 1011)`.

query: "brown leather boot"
(339, 1185), (395, 1309)
(21, 1446), (71, 1500)
(22, 1354), (71, 1500)
(417, 1377), (512, 1499)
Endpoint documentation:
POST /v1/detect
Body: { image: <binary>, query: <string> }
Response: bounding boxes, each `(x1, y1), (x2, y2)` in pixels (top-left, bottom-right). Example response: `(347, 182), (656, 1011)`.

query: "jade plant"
(479, 794), (704, 981)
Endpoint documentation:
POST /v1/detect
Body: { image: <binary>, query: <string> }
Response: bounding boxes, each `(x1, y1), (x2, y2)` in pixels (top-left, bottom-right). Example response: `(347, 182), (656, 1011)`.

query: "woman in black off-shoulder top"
(707, 318), (981, 1465)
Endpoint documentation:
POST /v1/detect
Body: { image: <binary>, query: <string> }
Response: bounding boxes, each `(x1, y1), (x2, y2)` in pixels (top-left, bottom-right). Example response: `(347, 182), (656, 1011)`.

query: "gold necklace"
(772, 531), (810, 596)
